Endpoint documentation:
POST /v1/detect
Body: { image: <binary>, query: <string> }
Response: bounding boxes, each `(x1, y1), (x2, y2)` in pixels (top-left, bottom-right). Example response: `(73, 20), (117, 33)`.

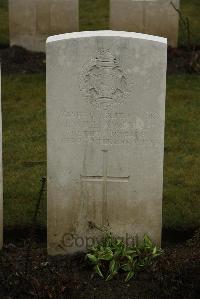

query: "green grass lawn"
(0, 0), (200, 47)
(179, 0), (200, 47)
(80, 0), (109, 31)
(164, 75), (200, 230)
(2, 73), (200, 231)
(2, 74), (46, 227)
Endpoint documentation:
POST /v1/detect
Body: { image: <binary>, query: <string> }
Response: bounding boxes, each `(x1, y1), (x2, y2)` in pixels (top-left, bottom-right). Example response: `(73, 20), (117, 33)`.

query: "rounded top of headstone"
(46, 30), (167, 45)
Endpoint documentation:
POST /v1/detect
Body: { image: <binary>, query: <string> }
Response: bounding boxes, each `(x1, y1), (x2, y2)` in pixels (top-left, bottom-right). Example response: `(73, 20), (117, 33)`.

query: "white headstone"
(0, 66), (3, 250)
(47, 31), (167, 255)
(110, 0), (180, 47)
(9, 0), (79, 52)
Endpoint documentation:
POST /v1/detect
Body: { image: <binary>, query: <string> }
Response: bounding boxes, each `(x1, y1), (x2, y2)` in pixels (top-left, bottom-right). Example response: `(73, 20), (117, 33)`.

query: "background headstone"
(0, 66), (3, 250)
(110, 0), (180, 47)
(9, 0), (79, 52)
(47, 31), (167, 255)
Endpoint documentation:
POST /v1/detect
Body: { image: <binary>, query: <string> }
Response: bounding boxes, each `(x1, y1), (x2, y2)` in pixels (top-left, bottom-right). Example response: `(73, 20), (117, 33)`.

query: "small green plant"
(86, 233), (162, 282)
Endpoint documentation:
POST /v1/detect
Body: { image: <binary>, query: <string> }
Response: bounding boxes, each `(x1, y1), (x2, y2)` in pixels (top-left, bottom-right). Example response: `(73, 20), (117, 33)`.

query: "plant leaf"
(106, 273), (113, 281)
(86, 254), (98, 263)
(94, 265), (104, 278)
(121, 263), (132, 272)
(125, 271), (135, 282)
(109, 259), (116, 273)
(152, 246), (157, 255)
(99, 252), (113, 261)
(143, 234), (153, 247)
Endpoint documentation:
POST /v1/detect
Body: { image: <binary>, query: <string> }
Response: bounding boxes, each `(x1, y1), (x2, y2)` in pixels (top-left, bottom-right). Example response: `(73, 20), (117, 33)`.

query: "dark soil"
(0, 46), (46, 74)
(0, 46), (200, 75)
(0, 231), (199, 299)
(167, 46), (200, 74)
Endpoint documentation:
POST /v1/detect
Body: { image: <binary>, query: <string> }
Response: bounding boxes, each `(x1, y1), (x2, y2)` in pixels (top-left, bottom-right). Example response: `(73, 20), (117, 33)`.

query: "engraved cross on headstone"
(81, 150), (129, 226)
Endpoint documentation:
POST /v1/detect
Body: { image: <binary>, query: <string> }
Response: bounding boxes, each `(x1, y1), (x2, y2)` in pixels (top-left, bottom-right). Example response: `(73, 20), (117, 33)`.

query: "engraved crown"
(96, 50), (118, 67)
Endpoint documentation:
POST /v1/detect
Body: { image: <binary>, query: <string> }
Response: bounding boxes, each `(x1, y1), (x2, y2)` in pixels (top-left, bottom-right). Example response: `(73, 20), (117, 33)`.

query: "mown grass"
(79, 0), (109, 31)
(2, 74), (46, 227)
(179, 0), (200, 47)
(0, 0), (200, 47)
(2, 74), (200, 230)
(163, 75), (200, 230)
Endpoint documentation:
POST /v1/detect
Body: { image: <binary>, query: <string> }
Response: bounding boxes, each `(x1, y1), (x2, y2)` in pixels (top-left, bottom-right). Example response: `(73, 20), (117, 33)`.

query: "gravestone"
(9, 0), (79, 52)
(0, 66), (2, 249)
(47, 31), (167, 255)
(110, 0), (180, 47)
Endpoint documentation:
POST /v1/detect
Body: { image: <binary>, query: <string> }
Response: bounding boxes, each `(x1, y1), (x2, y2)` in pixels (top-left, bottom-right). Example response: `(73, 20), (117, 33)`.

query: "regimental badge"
(80, 50), (129, 109)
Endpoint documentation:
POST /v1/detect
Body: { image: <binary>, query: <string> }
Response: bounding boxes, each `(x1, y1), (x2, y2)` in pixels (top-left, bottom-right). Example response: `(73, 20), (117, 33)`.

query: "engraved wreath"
(80, 50), (129, 109)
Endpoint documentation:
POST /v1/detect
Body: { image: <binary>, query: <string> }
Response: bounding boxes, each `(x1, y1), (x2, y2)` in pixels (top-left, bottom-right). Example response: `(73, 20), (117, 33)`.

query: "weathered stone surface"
(9, 0), (79, 52)
(47, 31), (167, 255)
(0, 66), (3, 250)
(110, 0), (180, 47)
